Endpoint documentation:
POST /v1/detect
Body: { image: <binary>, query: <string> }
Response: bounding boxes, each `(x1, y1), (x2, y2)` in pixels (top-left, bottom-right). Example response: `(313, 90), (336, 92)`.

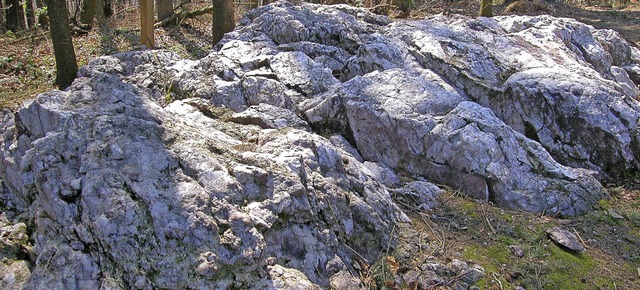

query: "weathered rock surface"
(0, 213), (32, 290)
(547, 226), (585, 252)
(1, 76), (408, 288)
(1, 1), (639, 288)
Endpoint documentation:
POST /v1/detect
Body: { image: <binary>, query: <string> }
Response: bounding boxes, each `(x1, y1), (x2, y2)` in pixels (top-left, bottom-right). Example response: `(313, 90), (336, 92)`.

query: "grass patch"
(391, 189), (640, 289)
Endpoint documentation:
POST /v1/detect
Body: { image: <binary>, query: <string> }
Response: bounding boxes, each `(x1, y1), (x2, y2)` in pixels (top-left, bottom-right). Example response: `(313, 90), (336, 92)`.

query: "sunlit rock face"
(2, 1), (640, 288)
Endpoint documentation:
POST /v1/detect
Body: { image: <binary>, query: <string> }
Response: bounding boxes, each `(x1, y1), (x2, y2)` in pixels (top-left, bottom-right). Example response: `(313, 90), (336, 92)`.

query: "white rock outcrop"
(2, 1), (639, 288)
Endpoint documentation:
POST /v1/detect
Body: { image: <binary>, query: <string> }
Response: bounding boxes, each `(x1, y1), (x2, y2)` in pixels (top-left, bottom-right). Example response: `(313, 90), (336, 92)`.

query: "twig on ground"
(572, 227), (588, 249)
(156, 6), (214, 28)
(486, 217), (496, 234)
(5, 31), (48, 45)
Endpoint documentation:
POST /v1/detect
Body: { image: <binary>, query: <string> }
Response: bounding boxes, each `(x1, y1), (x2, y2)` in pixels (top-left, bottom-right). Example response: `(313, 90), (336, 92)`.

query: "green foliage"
(164, 83), (174, 104)
(542, 244), (596, 289)
(348, 0), (365, 7)
(462, 245), (510, 288)
(36, 6), (48, 17)
(628, 211), (640, 227)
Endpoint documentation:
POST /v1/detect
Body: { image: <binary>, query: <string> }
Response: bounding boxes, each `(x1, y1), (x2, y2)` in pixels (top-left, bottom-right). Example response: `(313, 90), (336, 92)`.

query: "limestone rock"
(509, 245), (525, 258)
(0, 214), (32, 290)
(0, 260), (31, 290)
(2, 1), (640, 288)
(0, 72), (406, 288)
(547, 226), (586, 252)
(229, 103), (310, 130)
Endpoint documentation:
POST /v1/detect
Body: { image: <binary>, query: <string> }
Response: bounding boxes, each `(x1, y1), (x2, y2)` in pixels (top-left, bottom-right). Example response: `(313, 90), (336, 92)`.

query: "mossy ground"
(366, 184), (640, 289)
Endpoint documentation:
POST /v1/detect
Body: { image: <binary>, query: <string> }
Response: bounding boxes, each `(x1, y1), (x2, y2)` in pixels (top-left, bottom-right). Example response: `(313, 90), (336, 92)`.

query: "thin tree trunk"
(157, 0), (174, 25)
(0, 0), (5, 29)
(479, 0), (492, 17)
(103, 0), (112, 18)
(80, 0), (96, 25)
(211, 0), (234, 44)
(18, 0), (28, 29)
(140, 0), (154, 48)
(96, 0), (104, 19)
(391, 0), (413, 15)
(25, 0), (35, 28)
(6, 0), (20, 31)
(44, 0), (78, 89)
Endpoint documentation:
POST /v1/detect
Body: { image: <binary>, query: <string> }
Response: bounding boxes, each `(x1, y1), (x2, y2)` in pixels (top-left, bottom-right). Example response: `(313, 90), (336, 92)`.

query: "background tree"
(479, 0), (492, 17)
(0, 1), (5, 30)
(211, 0), (233, 44)
(103, 0), (112, 18)
(140, 0), (154, 48)
(44, 0), (78, 88)
(17, 0), (28, 29)
(81, 0), (105, 26)
(6, 0), (20, 31)
(157, 0), (174, 26)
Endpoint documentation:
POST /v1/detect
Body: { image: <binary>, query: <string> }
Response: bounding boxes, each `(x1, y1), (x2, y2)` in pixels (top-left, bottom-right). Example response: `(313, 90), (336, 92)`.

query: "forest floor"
(1, 1), (640, 289)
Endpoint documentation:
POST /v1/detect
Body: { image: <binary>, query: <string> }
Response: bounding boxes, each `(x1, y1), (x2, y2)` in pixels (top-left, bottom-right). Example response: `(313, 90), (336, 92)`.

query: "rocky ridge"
(1, 2), (640, 288)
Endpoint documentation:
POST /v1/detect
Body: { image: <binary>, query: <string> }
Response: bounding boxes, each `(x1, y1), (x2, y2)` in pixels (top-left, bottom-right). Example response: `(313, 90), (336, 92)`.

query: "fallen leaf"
(386, 256), (400, 275)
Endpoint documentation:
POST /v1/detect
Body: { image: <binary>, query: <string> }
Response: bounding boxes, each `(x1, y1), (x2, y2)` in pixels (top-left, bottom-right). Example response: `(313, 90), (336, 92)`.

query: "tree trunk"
(103, 0), (112, 18)
(479, 0), (492, 17)
(6, 0), (20, 31)
(0, 1), (5, 29)
(140, 0), (154, 48)
(211, 0), (234, 44)
(80, 0), (96, 25)
(18, 0), (28, 29)
(36, 0), (48, 28)
(44, 0), (78, 89)
(96, 0), (104, 20)
(391, 0), (413, 15)
(157, 0), (174, 25)
(26, 0), (36, 28)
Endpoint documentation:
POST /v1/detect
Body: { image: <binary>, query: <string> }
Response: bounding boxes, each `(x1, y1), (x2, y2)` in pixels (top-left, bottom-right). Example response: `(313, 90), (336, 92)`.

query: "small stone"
(608, 209), (625, 220)
(546, 226), (585, 252)
(453, 282), (469, 290)
(402, 269), (421, 284)
(461, 265), (485, 285)
(70, 241), (85, 251)
(330, 270), (362, 290)
(133, 276), (146, 289)
(557, 219), (573, 225)
(265, 257), (276, 266)
(508, 245), (525, 258)
(69, 178), (82, 191)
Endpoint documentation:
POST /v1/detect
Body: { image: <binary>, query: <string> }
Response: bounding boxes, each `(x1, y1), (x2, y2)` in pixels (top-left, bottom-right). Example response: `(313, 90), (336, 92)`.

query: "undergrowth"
(367, 187), (640, 289)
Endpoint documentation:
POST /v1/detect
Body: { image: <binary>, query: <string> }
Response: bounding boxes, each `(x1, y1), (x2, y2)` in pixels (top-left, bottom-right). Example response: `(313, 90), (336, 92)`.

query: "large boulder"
(388, 14), (640, 178)
(1, 73), (408, 288)
(1, 1), (639, 288)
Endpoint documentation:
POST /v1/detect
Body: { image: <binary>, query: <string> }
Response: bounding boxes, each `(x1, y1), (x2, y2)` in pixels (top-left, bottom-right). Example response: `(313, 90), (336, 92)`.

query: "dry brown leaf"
(386, 256), (400, 275)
